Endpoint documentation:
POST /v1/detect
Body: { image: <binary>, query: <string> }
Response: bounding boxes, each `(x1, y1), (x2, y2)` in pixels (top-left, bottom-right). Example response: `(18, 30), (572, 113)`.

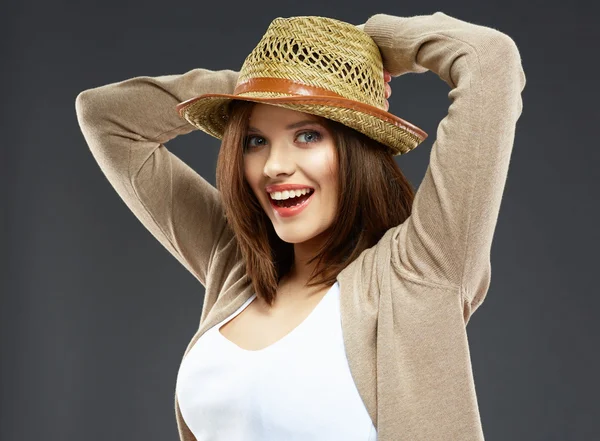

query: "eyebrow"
(248, 119), (324, 133)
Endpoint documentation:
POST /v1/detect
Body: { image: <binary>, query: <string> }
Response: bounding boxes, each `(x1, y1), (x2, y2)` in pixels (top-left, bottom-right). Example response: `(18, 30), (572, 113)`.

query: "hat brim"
(176, 93), (428, 156)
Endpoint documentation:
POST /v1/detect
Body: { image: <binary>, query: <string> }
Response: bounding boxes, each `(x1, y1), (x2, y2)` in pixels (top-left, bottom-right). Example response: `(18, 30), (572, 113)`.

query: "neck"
(284, 231), (328, 289)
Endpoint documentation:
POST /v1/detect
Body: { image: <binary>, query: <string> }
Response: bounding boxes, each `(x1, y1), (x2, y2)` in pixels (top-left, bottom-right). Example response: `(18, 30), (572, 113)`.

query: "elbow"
(75, 89), (93, 124)
(494, 36), (527, 114)
(480, 31), (526, 89)
(75, 89), (100, 124)
(75, 88), (111, 146)
(496, 33), (525, 84)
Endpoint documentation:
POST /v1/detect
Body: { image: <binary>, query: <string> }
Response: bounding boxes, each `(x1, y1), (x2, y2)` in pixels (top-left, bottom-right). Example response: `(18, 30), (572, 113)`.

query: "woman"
(75, 11), (526, 441)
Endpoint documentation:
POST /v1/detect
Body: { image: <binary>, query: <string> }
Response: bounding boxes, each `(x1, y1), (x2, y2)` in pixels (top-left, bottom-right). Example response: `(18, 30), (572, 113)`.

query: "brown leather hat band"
(233, 77), (345, 98)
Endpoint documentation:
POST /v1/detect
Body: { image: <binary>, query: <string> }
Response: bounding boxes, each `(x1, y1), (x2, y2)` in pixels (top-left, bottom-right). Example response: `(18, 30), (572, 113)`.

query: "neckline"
(215, 282), (337, 354)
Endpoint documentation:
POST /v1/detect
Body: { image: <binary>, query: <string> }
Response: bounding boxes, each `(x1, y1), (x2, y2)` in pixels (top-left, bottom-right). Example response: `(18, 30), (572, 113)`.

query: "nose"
(262, 142), (295, 178)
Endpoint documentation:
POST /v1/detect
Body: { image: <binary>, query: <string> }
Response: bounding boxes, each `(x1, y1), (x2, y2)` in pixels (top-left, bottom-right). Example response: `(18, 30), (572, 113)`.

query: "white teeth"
(269, 188), (313, 200)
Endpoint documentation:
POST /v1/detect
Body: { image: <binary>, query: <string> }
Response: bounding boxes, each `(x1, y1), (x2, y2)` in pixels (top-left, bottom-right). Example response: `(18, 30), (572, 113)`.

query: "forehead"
(248, 103), (322, 127)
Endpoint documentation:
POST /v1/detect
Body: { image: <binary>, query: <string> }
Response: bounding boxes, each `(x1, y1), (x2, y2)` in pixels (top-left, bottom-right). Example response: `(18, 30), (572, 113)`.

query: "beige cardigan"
(75, 11), (526, 441)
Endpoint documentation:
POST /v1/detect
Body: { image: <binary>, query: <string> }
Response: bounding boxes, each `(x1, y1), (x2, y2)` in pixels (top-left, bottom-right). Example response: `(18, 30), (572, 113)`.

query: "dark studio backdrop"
(1, 0), (598, 440)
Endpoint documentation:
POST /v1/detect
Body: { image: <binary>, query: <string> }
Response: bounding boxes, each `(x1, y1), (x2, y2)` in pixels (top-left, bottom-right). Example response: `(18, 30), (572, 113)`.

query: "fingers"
(383, 69), (392, 109)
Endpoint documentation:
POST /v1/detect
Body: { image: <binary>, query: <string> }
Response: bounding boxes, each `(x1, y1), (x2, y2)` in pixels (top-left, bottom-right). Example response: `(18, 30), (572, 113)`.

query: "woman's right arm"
(75, 68), (240, 287)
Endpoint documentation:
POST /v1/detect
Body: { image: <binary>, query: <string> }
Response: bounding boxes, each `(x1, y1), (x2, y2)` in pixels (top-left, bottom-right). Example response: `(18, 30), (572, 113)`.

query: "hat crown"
(236, 16), (386, 110)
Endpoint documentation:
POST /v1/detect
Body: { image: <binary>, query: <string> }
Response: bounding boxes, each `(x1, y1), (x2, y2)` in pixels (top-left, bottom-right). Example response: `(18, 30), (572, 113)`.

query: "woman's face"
(243, 103), (338, 245)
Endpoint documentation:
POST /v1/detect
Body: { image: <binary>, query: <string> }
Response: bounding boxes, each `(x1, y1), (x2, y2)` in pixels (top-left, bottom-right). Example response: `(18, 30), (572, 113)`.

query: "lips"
(269, 189), (315, 218)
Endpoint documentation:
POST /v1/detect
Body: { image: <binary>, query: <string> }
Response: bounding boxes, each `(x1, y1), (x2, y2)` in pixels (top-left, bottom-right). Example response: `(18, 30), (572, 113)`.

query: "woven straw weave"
(177, 16), (428, 155)
(237, 17), (387, 110)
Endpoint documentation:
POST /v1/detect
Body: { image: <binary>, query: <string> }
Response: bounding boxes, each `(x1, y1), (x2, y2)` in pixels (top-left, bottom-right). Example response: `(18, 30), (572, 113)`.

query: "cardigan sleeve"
(75, 68), (240, 287)
(364, 12), (526, 311)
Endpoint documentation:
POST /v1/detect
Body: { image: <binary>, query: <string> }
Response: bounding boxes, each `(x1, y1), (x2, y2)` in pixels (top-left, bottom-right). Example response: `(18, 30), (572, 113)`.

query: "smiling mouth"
(270, 189), (315, 208)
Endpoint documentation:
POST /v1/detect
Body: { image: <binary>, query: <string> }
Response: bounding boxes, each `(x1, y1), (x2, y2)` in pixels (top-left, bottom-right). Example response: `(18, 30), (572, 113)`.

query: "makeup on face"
(268, 187), (316, 218)
(243, 104), (338, 243)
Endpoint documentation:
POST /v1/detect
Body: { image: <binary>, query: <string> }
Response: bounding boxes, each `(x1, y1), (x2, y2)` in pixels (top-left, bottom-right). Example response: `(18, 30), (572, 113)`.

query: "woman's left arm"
(363, 12), (526, 315)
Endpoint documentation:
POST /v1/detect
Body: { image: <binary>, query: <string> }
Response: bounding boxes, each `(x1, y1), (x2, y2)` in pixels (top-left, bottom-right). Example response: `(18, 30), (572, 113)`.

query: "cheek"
(243, 157), (268, 205)
(306, 147), (335, 175)
(243, 157), (259, 185)
(312, 149), (337, 193)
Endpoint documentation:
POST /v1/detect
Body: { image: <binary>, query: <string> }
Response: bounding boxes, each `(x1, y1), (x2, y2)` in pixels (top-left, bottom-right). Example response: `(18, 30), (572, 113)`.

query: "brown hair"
(216, 100), (415, 307)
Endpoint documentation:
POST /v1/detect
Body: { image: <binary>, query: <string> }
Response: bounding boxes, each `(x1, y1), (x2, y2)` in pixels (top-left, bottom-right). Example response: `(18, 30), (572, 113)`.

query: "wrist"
(364, 14), (404, 49)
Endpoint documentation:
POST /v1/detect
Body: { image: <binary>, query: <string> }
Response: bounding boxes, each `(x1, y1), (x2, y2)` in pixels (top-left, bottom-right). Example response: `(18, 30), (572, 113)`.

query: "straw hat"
(176, 16), (428, 155)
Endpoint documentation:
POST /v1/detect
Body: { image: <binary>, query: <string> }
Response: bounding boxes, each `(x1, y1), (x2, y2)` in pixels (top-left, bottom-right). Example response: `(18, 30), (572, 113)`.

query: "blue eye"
(297, 130), (322, 143)
(244, 135), (265, 151)
(243, 130), (322, 152)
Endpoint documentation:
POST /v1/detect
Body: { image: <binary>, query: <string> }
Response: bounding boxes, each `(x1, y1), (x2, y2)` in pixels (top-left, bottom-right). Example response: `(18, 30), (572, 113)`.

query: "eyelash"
(244, 130), (323, 151)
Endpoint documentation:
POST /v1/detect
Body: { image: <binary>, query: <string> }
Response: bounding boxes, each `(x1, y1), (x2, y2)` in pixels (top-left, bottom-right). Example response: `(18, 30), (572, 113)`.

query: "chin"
(273, 229), (317, 244)
(272, 223), (330, 245)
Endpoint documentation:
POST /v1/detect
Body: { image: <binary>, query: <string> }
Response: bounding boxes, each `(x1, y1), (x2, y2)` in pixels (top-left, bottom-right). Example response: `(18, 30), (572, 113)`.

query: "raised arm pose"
(75, 11), (525, 441)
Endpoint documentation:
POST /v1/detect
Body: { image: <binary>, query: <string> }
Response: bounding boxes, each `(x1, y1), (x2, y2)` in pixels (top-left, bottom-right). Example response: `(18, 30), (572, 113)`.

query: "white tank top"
(176, 280), (377, 441)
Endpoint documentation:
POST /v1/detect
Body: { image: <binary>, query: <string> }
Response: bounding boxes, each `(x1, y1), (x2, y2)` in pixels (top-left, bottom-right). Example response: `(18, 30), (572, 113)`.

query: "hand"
(383, 68), (392, 111)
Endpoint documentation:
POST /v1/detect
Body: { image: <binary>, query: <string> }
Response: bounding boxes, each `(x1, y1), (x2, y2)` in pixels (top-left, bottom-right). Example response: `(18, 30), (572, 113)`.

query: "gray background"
(2, 0), (598, 440)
